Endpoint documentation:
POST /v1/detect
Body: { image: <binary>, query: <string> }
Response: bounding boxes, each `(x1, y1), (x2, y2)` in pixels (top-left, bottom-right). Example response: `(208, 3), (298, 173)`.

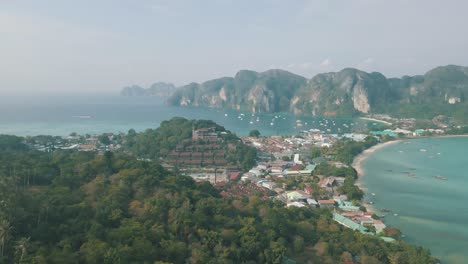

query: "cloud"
(320, 58), (332, 67)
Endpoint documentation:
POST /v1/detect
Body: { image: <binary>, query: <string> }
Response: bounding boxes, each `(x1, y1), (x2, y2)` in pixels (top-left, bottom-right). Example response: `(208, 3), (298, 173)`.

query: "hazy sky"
(1, 0), (468, 94)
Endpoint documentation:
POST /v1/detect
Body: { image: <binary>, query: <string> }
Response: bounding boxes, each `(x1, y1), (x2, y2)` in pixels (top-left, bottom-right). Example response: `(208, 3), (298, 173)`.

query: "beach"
(356, 136), (468, 263)
(352, 140), (402, 177)
(352, 140), (402, 213)
(358, 117), (393, 126)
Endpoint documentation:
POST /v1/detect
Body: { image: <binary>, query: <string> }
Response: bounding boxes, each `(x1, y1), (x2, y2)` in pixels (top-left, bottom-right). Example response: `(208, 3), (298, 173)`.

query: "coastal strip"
(352, 140), (402, 213)
(359, 117), (393, 126)
(352, 140), (402, 177)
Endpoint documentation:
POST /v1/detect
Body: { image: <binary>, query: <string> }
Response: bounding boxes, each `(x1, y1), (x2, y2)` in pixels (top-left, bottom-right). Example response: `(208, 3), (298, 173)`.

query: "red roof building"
(229, 172), (242, 181)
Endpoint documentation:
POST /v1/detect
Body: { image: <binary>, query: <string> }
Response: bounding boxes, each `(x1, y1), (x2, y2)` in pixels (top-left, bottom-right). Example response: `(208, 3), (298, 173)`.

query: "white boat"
(420, 149), (427, 152)
(224, 113), (228, 117)
(371, 193), (376, 196)
(270, 122), (274, 126)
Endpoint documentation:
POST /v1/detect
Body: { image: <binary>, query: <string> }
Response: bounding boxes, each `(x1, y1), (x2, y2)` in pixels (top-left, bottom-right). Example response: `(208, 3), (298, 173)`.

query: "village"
(25, 120), (451, 242)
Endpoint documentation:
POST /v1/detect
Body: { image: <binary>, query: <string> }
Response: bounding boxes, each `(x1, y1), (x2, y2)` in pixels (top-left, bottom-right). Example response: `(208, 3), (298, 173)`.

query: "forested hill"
(122, 117), (257, 171)
(0, 133), (438, 263)
(165, 65), (468, 123)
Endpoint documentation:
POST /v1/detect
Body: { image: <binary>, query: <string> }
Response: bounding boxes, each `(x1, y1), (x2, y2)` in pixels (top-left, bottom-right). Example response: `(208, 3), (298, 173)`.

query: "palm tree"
(15, 237), (30, 263)
(0, 219), (12, 257)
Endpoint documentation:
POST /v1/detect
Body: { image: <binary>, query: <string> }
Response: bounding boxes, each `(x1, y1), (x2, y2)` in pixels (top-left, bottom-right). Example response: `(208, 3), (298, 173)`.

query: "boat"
(434, 175), (448, 180)
(394, 213), (399, 216)
(270, 122), (274, 126)
(73, 115), (92, 119)
(420, 149), (427, 152)
(371, 193), (376, 196)
(224, 113), (228, 117)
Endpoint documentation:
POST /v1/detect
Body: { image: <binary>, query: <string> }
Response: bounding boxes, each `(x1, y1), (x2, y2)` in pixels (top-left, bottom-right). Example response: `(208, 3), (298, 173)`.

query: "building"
(319, 177), (336, 188)
(318, 199), (335, 208)
(286, 191), (310, 203)
(333, 213), (368, 232)
(293, 154), (303, 165)
(287, 202), (306, 208)
(229, 172), (242, 181)
(192, 127), (217, 140)
(373, 220), (386, 233)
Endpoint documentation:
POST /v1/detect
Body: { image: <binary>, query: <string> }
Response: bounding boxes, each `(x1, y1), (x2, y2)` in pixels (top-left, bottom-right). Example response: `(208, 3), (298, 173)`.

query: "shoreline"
(358, 117), (393, 126)
(352, 140), (402, 178)
(352, 139), (402, 213)
(351, 135), (468, 214)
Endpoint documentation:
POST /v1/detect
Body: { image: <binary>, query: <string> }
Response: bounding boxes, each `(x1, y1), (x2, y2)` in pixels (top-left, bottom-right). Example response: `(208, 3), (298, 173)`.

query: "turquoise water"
(0, 95), (378, 137)
(360, 137), (468, 264)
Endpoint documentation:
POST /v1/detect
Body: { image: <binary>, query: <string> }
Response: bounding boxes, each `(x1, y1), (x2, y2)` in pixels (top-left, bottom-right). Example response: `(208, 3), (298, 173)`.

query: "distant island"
(120, 82), (176, 97)
(124, 65), (468, 124)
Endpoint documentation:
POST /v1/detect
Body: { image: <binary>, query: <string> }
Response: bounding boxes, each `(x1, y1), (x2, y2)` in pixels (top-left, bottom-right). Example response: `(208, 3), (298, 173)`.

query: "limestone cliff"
(165, 65), (468, 121)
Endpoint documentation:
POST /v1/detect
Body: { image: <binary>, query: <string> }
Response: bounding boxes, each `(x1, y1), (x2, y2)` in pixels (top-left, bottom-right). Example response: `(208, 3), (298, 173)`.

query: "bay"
(0, 95), (377, 136)
(360, 137), (468, 264)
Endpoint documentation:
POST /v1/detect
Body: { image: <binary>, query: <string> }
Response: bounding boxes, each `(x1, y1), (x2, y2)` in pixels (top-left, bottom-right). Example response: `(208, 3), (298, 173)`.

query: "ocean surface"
(360, 137), (468, 264)
(0, 95), (379, 137)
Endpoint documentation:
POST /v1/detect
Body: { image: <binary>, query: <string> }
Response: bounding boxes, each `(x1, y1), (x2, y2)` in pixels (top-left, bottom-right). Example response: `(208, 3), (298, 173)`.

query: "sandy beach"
(352, 139), (402, 177)
(358, 117), (393, 126)
(352, 140), (402, 213)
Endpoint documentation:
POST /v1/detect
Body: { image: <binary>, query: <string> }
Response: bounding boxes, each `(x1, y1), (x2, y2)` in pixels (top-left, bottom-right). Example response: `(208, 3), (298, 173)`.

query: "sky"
(1, 0), (468, 94)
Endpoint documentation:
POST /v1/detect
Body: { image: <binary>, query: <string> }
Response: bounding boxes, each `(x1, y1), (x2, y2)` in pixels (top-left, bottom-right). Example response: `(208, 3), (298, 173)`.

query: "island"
(137, 65), (468, 124)
(0, 117), (445, 263)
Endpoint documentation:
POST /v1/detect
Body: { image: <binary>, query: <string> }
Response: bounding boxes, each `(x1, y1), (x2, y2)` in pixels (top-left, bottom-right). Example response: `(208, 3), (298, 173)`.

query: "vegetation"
(168, 65), (468, 123)
(249, 129), (261, 137)
(333, 136), (379, 165)
(309, 136), (379, 201)
(0, 134), (438, 263)
(123, 117), (257, 171)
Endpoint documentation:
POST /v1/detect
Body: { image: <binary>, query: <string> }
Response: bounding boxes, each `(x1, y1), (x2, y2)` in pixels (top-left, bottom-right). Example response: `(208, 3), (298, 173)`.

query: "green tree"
(249, 129), (261, 137)
(99, 134), (111, 145)
(0, 219), (12, 258)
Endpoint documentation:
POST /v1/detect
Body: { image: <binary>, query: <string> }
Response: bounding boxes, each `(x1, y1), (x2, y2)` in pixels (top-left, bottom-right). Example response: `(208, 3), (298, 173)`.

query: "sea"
(0, 95), (379, 137)
(360, 137), (468, 264)
(2, 95), (466, 263)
